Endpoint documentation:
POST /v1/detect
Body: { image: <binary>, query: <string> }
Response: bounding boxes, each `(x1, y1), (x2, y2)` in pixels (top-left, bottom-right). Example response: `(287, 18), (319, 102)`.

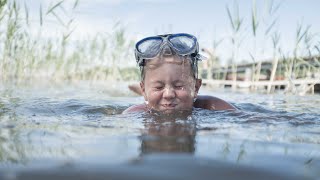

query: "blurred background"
(0, 2), (320, 178)
(1, 0), (319, 93)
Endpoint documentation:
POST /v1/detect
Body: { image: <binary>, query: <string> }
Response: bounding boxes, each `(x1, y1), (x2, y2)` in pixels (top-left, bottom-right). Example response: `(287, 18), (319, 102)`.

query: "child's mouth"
(161, 104), (177, 110)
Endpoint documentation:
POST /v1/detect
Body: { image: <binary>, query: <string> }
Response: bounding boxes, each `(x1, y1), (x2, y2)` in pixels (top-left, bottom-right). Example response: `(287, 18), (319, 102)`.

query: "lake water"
(0, 80), (319, 180)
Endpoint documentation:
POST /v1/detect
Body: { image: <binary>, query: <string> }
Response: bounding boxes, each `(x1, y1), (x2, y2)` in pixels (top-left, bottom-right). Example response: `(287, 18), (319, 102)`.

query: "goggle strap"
(195, 54), (207, 61)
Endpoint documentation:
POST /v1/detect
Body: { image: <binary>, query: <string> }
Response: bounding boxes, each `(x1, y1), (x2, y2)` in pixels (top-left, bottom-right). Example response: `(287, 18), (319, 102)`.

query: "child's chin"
(161, 109), (176, 114)
(151, 108), (192, 118)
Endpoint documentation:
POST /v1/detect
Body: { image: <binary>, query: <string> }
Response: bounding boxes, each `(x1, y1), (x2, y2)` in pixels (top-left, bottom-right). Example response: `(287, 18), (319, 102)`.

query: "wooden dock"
(199, 54), (320, 94)
(203, 79), (320, 86)
(202, 78), (320, 94)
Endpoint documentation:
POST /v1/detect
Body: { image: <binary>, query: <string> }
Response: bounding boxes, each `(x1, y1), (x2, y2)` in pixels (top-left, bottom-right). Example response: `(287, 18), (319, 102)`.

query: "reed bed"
(202, 0), (320, 94)
(1, 0), (319, 95)
(0, 0), (139, 82)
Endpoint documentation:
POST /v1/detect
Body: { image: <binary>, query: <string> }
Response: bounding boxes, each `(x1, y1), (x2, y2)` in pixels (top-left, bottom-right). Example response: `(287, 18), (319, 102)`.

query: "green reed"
(250, 0), (279, 90)
(0, 0), (139, 82)
(223, 0), (319, 94)
(226, 0), (244, 89)
(1, 0), (319, 88)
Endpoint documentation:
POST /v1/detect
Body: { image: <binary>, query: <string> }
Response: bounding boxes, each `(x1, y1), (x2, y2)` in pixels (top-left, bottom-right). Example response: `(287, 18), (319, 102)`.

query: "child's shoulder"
(194, 95), (236, 110)
(122, 104), (147, 114)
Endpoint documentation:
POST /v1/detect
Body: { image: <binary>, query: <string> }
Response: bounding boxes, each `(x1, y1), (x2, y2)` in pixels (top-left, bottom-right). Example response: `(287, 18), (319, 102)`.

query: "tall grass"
(250, 0), (279, 90)
(221, 0), (319, 94)
(0, 0), (139, 83)
(1, 0), (319, 93)
(226, 0), (244, 89)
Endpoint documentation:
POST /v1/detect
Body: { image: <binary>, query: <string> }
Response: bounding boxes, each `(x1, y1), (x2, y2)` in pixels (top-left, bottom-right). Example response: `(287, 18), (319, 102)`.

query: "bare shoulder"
(194, 95), (236, 111)
(122, 104), (147, 114)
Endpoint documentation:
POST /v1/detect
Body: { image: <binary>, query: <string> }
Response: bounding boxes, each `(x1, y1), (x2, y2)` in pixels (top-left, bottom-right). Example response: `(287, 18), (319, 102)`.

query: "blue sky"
(18, 0), (320, 64)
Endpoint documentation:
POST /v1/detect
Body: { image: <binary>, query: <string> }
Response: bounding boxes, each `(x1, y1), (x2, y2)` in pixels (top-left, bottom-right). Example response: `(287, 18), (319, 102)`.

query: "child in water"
(123, 33), (236, 115)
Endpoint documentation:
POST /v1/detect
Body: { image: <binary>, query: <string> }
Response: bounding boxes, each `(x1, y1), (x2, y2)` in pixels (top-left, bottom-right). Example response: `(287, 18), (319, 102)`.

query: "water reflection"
(139, 113), (196, 155)
(0, 82), (319, 179)
(0, 88), (27, 164)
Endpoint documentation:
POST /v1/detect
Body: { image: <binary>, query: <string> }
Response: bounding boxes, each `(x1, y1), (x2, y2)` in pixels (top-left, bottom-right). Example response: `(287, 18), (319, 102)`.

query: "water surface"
(0, 81), (319, 179)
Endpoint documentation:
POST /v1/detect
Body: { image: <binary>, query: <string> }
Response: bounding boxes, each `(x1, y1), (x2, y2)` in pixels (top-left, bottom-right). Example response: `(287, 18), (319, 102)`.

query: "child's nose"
(163, 87), (175, 99)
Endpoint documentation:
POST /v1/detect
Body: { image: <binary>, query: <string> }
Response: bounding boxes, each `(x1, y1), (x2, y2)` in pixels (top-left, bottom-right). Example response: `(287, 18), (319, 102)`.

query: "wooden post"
(232, 64), (237, 90)
(254, 61), (262, 91)
(267, 56), (279, 94)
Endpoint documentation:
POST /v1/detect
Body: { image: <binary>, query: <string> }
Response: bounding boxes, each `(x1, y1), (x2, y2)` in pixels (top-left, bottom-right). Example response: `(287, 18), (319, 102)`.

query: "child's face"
(140, 56), (201, 114)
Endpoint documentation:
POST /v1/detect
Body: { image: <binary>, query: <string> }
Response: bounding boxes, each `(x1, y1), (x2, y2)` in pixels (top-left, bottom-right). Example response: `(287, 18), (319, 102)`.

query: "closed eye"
(174, 85), (184, 89)
(151, 81), (165, 90)
(154, 86), (164, 90)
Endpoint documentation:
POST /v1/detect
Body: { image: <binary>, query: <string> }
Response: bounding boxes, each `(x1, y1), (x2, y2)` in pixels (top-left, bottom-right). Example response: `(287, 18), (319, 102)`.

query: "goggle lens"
(169, 35), (195, 54)
(137, 38), (163, 58)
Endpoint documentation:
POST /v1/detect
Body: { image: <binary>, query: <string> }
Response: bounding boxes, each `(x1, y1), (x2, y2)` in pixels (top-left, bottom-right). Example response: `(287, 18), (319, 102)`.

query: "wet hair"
(139, 55), (199, 81)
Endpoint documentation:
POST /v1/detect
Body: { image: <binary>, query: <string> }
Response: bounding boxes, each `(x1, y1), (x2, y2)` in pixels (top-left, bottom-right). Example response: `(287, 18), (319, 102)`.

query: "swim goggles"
(135, 33), (205, 66)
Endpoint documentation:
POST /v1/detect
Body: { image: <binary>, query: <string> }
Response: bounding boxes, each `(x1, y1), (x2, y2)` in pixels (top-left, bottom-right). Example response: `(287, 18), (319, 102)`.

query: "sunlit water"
(0, 81), (319, 179)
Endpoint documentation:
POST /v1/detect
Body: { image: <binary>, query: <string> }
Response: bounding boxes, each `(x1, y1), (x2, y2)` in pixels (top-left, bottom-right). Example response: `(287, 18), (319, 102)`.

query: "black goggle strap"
(136, 48), (204, 67)
(139, 55), (198, 79)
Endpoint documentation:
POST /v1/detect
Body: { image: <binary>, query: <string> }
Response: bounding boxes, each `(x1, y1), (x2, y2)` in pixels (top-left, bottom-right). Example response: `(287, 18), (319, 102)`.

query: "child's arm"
(194, 95), (236, 110)
(122, 104), (147, 114)
(128, 84), (143, 96)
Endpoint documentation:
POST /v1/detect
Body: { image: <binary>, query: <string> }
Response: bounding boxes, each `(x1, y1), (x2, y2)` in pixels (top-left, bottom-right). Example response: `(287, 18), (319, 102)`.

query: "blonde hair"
(139, 55), (198, 81)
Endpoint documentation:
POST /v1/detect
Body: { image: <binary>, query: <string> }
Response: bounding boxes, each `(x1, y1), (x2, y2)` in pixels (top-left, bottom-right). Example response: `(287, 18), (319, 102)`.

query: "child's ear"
(194, 79), (202, 98)
(140, 81), (147, 100)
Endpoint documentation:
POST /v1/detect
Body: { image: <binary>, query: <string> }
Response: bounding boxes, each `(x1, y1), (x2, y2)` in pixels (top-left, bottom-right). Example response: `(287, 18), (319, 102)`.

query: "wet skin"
(123, 56), (236, 114)
(142, 57), (201, 114)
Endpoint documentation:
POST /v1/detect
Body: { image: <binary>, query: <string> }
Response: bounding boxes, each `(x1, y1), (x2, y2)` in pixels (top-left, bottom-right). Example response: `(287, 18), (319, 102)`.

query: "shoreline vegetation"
(0, 0), (319, 94)
(0, 0), (139, 82)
